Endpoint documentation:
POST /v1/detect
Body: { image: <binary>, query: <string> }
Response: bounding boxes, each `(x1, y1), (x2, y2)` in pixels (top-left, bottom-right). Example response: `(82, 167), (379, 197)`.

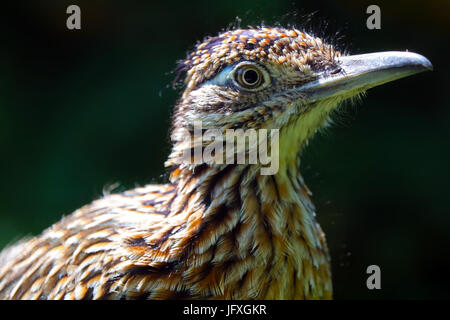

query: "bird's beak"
(298, 51), (433, 103)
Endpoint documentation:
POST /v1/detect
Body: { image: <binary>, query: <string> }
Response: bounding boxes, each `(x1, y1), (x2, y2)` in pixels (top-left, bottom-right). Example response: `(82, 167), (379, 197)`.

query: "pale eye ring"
(231, 62), (270, 91)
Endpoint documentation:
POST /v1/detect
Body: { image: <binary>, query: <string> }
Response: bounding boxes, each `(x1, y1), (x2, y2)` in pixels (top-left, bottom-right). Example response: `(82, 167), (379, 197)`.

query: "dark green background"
(0, 0), (449, 299)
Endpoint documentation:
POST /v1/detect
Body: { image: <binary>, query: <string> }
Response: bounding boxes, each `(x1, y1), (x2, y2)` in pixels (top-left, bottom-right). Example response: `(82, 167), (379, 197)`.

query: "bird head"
(167, 27), (432, 177)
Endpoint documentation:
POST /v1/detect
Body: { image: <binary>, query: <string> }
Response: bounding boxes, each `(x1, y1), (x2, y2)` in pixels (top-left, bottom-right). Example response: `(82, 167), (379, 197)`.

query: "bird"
(0, 26), (432, 300)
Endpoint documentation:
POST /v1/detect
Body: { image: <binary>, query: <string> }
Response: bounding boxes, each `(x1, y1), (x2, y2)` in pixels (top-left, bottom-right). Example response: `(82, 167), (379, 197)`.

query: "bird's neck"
(166, 158), (332, 298)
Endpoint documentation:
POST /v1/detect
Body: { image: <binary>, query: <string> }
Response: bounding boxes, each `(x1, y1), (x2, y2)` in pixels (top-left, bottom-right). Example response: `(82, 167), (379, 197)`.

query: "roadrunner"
(0, 27), (432, 299)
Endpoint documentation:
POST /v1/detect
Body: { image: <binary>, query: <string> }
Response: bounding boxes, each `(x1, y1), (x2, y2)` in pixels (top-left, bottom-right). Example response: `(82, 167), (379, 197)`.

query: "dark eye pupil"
(234, 65), (267, 90)
(243, 69), (259, 84)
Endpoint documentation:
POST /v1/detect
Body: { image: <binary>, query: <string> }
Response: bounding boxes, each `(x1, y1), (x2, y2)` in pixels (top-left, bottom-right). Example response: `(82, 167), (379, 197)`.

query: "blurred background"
(0, 0), (448, 299)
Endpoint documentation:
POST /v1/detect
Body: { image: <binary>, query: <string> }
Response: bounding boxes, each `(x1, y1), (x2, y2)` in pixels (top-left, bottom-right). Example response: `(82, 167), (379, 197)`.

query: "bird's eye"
(232, 62), (270, 91)
(237, 68), (261, 87)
